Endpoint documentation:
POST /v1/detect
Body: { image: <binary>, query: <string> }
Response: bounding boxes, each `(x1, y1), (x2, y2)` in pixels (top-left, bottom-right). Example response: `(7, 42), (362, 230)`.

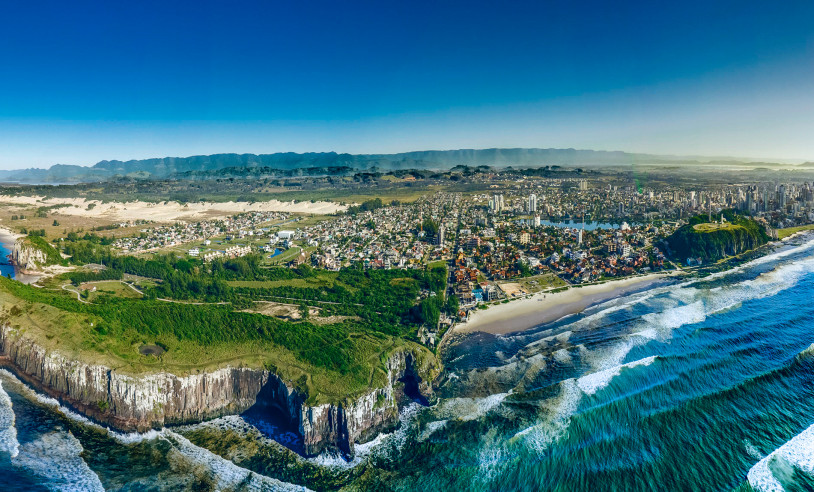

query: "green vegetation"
(346, 197), (384, 215)
(777, 223), (814, 239)
(19, 235), (65, 266)
(0, 250), (446, 404)
(421, 218), (439, 238)
(667, 210), (770, 261)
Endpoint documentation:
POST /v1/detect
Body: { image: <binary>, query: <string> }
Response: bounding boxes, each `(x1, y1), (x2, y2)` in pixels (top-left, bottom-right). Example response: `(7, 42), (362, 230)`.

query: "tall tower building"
(527, 193), (537, 213)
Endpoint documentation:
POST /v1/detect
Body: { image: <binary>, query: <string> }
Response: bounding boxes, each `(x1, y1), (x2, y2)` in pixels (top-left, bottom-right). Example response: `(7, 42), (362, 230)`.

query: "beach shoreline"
(453, 272), (681, 336)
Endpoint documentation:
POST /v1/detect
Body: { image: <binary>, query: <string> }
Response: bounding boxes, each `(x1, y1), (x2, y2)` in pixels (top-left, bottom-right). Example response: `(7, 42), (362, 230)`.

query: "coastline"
(0, 226), (44, 284)
(454, 272), (680, 336)
(0, 225), (21, 249)
(0, 226), (20, 279)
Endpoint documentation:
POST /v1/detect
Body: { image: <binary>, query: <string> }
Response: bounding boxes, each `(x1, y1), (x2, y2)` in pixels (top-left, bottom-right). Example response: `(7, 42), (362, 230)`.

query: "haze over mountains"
(0, 148), (806, 184)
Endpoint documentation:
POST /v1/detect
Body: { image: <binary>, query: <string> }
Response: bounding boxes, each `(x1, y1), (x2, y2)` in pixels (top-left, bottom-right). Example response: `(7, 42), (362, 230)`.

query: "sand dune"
(0, 195), (346, 222)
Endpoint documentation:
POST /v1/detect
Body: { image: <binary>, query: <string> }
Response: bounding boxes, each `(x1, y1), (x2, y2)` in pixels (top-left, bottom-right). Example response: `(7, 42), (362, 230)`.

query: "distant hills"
(0, 148), (805, 185)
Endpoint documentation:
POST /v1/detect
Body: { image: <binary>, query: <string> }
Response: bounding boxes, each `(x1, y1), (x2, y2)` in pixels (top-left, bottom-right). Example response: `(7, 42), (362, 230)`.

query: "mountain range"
(0, 148), (803, 184)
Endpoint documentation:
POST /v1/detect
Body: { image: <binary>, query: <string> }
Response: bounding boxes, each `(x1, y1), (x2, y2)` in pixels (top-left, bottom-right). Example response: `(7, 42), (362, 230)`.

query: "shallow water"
(3, 236), (814, 490)
(0, 239), (15, 279)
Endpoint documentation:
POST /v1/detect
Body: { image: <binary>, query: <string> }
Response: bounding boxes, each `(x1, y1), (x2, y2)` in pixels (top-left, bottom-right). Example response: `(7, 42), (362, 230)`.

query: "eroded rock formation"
(0, 323), (433, 456)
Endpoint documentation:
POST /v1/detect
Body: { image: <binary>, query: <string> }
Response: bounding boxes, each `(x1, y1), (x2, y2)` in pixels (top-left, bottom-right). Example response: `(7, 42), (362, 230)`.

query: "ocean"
(3, 235), (814, 491)
(0, 239), (15, 279)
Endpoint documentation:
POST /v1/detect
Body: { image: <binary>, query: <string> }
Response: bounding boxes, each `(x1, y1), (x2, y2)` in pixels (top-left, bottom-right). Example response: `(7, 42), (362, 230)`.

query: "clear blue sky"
(1, 0), (813, 168)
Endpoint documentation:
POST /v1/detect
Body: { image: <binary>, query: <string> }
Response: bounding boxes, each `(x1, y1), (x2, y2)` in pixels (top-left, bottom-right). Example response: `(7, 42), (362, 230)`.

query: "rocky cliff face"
(0, 323), (433, 456)
(10, 240), (49, 271)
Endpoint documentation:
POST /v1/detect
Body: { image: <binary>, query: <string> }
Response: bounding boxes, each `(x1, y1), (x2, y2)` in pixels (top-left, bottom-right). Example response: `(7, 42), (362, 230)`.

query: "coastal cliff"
(10, 236), (62, 271)
(0, 323), (434, 456)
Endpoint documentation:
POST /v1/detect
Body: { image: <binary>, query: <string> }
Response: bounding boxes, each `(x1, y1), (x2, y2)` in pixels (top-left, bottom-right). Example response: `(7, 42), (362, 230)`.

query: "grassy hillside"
(777, 223), (814, 239)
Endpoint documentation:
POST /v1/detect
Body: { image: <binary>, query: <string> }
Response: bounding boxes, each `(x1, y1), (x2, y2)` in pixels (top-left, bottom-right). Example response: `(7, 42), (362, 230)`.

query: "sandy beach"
(0, 195), (347, 222)
(0, 226), (22, 248)
(456, 273), (678, 335)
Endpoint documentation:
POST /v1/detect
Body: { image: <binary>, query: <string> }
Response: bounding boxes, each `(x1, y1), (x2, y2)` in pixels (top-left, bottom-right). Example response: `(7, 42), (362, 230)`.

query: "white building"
(527, 193), (537, 213)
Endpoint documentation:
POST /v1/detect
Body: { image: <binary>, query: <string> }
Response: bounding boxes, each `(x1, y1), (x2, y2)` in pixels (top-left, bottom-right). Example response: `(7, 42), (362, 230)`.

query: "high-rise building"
(490, 193), (504, 213)
(436, 225), (445, 245)
(527, 193), (537, 213)
(533, 215), (541, 227)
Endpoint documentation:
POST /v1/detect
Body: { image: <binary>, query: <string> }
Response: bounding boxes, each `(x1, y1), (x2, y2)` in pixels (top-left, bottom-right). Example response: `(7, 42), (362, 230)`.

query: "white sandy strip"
(457, 273), (673, 335)
(0, 195), (346, 222)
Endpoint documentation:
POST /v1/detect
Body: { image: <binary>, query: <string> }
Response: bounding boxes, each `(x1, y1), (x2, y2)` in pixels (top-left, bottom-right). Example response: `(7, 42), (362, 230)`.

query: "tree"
(422, 219), (439, 239)
(445, 294), (459, 315)
(418, 297), (441, 326)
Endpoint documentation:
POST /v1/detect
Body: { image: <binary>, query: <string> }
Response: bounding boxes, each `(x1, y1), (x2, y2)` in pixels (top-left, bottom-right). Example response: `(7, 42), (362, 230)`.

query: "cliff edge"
(0, 323), (436, 456)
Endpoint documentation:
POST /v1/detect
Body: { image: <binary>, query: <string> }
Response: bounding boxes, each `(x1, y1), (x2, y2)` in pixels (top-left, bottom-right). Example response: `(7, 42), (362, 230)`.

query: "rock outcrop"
(10, 238), (58, 271)
(0, 323), (433, 456)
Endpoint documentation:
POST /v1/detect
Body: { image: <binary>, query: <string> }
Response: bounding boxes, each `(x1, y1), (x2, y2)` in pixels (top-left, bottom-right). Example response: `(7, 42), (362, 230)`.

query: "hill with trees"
(667, 211), (770, 262)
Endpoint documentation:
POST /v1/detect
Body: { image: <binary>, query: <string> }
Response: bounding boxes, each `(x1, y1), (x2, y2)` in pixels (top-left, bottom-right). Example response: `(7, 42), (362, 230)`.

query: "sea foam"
(0, 380), (20, 458)
(748, 423), (814, 492)
(12, 431), (105, 492)
(576, 356), (657, 396)
(162, 430), (311, 491)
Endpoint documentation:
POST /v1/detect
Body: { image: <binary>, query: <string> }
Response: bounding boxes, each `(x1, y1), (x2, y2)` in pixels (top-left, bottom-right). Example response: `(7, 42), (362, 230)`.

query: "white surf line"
(576, 355), (658, 395)
(0, 379), (20, 458)
(748, 423), (814, 492)
(161, 429), (313, 491)
(12, 431), (105, 492)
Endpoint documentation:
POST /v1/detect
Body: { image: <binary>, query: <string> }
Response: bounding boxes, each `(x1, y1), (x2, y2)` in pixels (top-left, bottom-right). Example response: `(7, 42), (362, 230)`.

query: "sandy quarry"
(0, 195), (346, 222)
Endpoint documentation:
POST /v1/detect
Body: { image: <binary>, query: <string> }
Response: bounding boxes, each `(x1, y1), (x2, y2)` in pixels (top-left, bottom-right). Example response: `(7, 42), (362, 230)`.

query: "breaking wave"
(0, 379), (19, 459)
(12, 431), (104, 491)
(748, 423), (814, 492)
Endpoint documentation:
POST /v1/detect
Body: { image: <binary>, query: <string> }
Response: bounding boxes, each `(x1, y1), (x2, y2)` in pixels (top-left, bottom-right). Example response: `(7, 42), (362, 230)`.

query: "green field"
(227, 270), (358, 292)
(692, 222), (741, 233)
(497, 273), (566, 295)
(78, 280), (143, 301)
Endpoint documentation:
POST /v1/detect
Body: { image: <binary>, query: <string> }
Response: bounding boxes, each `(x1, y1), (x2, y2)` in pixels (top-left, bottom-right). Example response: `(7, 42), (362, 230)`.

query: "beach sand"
(456, 273), (677, 336)
(0, 226), (21, 248)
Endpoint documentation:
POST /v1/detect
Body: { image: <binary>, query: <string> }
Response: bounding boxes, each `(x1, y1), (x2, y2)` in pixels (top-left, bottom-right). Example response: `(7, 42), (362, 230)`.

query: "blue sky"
(1, 0), (813, 168)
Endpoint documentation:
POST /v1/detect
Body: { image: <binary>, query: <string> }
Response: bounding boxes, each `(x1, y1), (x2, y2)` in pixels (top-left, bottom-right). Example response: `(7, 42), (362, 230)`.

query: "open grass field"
(78, 280), (143, 301)
(777, 223), (814, 239)
(259, 186), (441, 205)
(0, 202), (155, 241)
(227, 270), (359, 292)
(693, 222), (741, 233)
(498, 273), (567, 295)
